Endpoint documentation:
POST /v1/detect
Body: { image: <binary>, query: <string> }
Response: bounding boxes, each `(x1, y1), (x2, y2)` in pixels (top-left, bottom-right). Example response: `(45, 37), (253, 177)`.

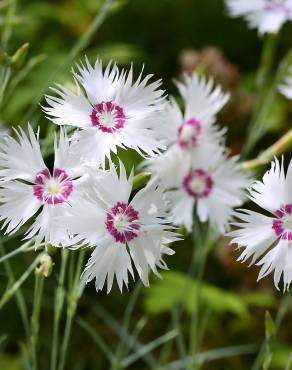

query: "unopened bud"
(11, 42), (29, 68)
(36, 253), (54, 277)
(132, 172), (151, 191)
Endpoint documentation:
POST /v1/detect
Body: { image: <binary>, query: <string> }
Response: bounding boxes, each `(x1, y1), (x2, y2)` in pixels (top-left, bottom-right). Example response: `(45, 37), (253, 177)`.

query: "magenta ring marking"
(33, 168), (73, 204)
(177, 118), (202, 150)
(272, 203), (292, 241)
(91, 101), (125, 133)
(106, 202), (140, 244)
(183, 168), (213, 199)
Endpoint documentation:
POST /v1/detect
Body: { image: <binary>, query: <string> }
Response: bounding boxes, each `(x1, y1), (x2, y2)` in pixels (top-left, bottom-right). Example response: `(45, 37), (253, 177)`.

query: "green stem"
(171, 306), (187, 360)
(77, 317), (115, 364)
(62, 0), (114, 69)
(251, 294), (292, 370)
(0, 0), (16, 109)
(1, 0), (17, 48)
(93, 304), (157, 369)
(0, 254), (41, 310)
(0, 66), (11, 108)
(256, 32), (279, 89)
(58, 314), (73, 370)
(243, 46), (292, 157)
(0, 240), (35, 264)
(240, 128), (292, 171)
(284, 347), (292, 370)
(50, 249), (69, 370)
(58, 250), (85, 370)
(0, 242), (30, 338)
(120, 330), (177, 368)
(114, 282), (142, 369)
(187, 221), (216, 370)
(30, 271), (45, 370)
(4, 53), (47, 104)
(243, 33), (279, 156)
(159, 220), (216, 370)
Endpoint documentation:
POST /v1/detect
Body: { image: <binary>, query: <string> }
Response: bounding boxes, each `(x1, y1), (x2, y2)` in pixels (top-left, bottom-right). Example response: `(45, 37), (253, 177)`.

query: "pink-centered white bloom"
(43, 58), (167, 166)
(0, 125), (87, 247)
(145, 73), (229, 178)
(162, 150), (248, 233)
(63, 162), (179, 293)
(229, 158), (292, 291)
(225, 0), (292, 35)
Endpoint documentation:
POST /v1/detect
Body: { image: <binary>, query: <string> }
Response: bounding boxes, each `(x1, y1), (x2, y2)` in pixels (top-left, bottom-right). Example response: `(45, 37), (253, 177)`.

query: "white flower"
(43, 58), (167, 166)
(225, 0), (292, 35)
(145, 73), (229, 176)
(278, 68), (292, 99)
(163, 151), (248, 233)
(63, 162), (179, 293)
(229, 158), (292, 291)
(0, 125), (87, 247)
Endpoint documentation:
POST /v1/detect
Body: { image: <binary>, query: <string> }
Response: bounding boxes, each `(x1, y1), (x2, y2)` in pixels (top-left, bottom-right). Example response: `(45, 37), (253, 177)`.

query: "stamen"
(183, 169), (213, 199)
(106, 202), (140, 243)
(272, 203), (292, 240)
(91, 101), (125, 133)
(177, 118), (202, 150)
(33, 168), (73, 204)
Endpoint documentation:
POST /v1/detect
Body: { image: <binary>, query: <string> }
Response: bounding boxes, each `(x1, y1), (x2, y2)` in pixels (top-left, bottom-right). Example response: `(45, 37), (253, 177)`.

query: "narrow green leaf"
(265, 311), (276, 341)
(132, 172), (151, 191)
(121, 330), (178, 368)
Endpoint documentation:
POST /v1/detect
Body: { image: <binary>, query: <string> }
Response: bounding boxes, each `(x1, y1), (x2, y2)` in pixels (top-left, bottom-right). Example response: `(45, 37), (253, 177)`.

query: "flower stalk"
(50, 249), (69, 370)
(58, 250), (85, 370)
(0, 254), (41, 310)
(243, 47), (292, 156)
(0, 242), (30, 338)
(256, 32), (279, 89)
(30, 266), (45, 370)
(251, 294), (292, 370)
(0, 240), (35, 264)
(187, 220), (216, 370)
(240, 128), (292, 171)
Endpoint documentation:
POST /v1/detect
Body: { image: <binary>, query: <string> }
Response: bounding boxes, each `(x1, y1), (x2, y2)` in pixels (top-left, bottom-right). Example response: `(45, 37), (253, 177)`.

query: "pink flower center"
(33, 168), (73, 204)
(90, 101), (125, 133)
(183, 169), (213, 199)
(177, 118), (202, 150)
(272, 204), (292, 240)
(106, 202), (140, 243)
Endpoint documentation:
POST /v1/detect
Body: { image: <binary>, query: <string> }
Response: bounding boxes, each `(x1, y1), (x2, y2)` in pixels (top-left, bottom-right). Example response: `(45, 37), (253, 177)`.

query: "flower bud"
(36, 253), (54, 278)
(11, 42), (29, 69)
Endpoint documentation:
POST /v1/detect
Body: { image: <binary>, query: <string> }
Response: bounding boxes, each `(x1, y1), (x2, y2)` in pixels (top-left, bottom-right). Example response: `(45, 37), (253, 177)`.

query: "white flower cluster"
(0, 58), (249, 293)
(144, 73), (248, 234)
(0, 58), (180, 293)
(225, 0), (292, 35)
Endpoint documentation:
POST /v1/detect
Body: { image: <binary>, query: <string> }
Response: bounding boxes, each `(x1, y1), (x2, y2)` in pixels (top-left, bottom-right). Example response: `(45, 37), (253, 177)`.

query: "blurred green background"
(1, 0), (292, 369)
